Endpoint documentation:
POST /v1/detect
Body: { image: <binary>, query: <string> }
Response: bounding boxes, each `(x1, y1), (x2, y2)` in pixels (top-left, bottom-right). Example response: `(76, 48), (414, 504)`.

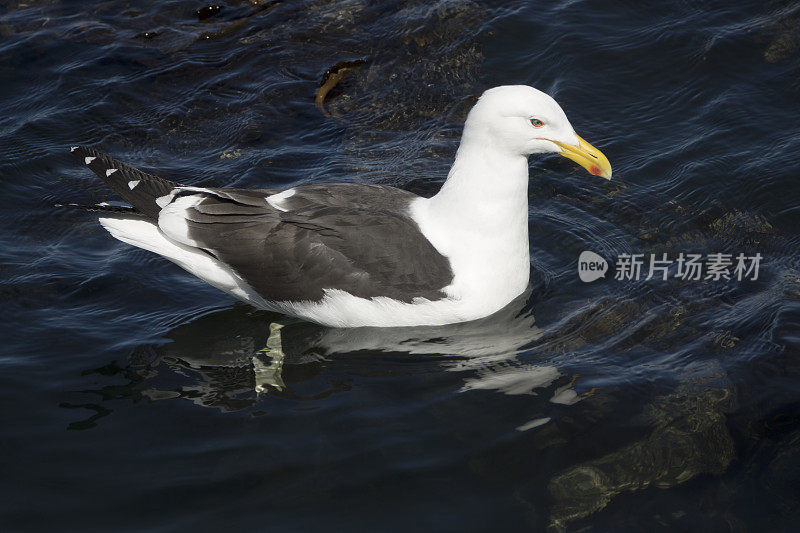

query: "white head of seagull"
(427, 85), (611, 219)
(456, 85), (612, 176)
(412, 85), (612, 324)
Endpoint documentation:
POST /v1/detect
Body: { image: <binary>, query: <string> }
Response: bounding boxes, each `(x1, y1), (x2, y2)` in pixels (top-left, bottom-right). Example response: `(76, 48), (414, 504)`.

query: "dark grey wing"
(160, 184), (454, 303)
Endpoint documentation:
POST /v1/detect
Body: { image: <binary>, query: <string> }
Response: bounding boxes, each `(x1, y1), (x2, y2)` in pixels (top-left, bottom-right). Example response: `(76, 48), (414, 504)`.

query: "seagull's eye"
(530, 118), (544, 128)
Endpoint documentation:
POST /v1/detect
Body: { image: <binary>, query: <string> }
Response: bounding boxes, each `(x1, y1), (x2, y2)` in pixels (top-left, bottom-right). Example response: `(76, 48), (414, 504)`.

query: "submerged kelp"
(764, 12), (800, 63)
(548, 364), (737, 530)
(318, 0), (485, 128)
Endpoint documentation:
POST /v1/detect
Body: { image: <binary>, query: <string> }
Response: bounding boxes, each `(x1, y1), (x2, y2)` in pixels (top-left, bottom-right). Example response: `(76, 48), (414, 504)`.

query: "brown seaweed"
(315, 59), (367, 118)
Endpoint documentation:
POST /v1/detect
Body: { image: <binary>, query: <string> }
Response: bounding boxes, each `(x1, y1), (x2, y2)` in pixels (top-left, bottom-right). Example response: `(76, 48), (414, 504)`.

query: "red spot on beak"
(589, 165), (601, 176)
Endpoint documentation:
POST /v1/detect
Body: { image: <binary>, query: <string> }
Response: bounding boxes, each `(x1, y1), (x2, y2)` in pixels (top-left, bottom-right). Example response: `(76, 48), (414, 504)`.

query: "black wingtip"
(70, 145), (101, 167)
(69, 145), (102, 170)
(68, 145), (183, 219)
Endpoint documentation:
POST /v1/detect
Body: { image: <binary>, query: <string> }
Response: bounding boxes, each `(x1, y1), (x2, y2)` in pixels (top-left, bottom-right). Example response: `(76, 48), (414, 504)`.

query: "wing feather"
(157, 184), (453, 303)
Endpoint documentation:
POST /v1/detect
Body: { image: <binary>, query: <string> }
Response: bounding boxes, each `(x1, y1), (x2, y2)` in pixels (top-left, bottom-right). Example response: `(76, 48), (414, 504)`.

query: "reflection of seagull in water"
(136, 291), (577, 417)
(64, 85), (611, 327)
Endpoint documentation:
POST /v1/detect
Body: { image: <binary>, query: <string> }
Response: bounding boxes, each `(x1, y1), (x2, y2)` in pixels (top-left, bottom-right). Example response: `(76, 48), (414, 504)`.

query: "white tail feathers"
(97, 217), (270, 308)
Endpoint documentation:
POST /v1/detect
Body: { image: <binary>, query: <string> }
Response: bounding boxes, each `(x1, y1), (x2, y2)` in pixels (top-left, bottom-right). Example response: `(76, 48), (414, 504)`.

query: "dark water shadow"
(65, 288), (570, 419)
(58, 281), (798, 530)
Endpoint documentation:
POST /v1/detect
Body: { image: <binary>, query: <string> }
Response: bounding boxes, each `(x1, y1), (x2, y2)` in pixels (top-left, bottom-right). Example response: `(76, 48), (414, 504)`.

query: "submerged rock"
(547, 364), (737, 530)
(764, 16), (800, 63)
(319, 0), (486, 130)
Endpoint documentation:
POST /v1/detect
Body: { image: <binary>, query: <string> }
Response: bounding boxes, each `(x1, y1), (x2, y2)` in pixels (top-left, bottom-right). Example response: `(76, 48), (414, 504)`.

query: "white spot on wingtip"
(84, 156), (96, 164)
(156, 194), (174, 208)
(70, 146), (78, 152)
(128, 180), (140, 190)
(106, 168), (118, 176)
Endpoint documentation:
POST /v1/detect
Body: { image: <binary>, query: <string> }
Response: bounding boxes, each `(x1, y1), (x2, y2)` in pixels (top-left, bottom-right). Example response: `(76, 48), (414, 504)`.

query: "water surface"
(2, 0), (800, 530)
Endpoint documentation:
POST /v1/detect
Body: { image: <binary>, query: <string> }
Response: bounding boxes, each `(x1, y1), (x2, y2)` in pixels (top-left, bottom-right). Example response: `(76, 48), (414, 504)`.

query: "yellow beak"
(550, 133), (612, 180)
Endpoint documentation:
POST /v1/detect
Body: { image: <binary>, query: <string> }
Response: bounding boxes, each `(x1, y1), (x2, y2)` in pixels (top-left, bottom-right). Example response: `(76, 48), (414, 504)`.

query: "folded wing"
(157, 184), (453, 303)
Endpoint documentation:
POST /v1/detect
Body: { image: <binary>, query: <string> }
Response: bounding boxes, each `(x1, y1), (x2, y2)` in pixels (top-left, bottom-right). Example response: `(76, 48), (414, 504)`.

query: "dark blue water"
(2, 0), (800, 530)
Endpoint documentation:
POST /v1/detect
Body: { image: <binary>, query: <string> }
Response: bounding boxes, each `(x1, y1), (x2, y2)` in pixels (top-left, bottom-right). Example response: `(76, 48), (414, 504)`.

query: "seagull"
(65, 85), (611, 328)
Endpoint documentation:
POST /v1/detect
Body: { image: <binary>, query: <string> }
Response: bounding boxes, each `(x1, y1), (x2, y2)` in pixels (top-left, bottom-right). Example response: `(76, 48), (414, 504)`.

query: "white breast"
(408, 195), (530, 316)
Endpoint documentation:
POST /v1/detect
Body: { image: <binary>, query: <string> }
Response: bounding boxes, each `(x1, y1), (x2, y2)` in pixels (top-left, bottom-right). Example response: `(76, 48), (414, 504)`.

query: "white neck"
(429, 138), (530, 222)
(411, 136), (532, 314)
